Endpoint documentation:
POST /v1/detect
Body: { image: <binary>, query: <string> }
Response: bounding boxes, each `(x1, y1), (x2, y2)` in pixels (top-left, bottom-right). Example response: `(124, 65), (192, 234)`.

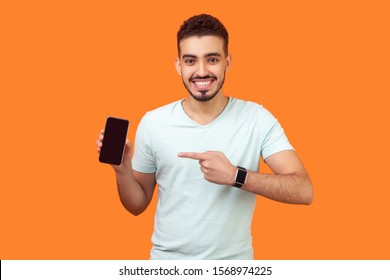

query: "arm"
(97, 130), (156, 215)
(242, 150), (313, 205)
(178, 150), (313, 205)
(114, 160), (156, 216)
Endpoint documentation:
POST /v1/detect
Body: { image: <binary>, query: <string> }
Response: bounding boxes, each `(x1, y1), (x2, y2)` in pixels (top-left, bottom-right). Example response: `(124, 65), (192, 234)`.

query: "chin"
(190, 90), (218, 102)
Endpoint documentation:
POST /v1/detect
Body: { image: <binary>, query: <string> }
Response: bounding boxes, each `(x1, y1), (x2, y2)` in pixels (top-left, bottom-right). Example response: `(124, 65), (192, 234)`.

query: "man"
(96, 14), (313, 259)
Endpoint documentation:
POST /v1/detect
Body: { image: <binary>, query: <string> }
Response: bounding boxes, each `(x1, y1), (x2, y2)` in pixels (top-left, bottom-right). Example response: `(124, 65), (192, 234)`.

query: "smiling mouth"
(191, 78), (216, 91)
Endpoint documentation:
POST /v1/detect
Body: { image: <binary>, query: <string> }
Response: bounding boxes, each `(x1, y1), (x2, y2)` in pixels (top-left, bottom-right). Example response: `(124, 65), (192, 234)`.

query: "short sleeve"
(260, 108), (294, 160)
(132, 113), (157, 173)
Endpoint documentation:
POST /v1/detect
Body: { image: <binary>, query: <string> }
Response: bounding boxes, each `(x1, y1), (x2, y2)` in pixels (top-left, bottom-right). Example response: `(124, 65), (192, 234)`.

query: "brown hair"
(177, 14), (229, 56)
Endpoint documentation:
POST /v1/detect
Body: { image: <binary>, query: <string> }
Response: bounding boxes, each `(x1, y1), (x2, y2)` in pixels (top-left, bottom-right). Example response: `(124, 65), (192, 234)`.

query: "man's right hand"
(96, 129), (133, 172)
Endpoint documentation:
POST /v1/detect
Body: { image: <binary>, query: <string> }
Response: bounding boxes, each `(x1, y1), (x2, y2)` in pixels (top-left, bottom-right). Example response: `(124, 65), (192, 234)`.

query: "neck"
(182, 92), (229, 125)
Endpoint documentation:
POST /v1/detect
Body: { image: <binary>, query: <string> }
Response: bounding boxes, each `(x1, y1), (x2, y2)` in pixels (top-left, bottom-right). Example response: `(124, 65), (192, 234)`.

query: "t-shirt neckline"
(178, 97), (233, 128)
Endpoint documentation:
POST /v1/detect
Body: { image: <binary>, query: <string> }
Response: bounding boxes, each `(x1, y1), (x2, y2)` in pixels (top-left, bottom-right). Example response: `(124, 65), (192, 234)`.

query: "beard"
(182, 74), (226, 102)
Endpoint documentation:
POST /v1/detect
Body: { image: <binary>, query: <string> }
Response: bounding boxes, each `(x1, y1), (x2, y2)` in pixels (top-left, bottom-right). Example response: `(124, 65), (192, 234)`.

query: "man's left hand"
(178, 151), (236, 186)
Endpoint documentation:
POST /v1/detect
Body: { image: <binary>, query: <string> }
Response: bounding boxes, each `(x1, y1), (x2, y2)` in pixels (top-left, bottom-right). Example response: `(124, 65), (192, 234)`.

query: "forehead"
(179, 35), (225, 58)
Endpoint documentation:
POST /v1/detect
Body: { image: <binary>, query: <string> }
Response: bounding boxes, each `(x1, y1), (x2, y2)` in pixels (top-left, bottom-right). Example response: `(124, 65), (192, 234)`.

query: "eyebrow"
(181, 52), (222, 59)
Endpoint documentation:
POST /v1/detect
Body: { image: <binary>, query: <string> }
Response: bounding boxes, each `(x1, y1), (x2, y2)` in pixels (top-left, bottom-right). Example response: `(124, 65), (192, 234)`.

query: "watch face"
(236, 168), (247, 184)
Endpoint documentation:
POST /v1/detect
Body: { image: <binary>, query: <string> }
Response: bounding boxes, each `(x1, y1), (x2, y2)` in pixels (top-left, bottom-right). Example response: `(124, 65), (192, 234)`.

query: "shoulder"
(227, 98), (281, 132)
(229, 97), (272, 118)
(141, 99), (183, 122)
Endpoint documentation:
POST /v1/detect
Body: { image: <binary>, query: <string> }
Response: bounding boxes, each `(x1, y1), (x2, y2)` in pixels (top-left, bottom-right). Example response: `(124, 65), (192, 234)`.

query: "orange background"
(1, 0), (389, 259)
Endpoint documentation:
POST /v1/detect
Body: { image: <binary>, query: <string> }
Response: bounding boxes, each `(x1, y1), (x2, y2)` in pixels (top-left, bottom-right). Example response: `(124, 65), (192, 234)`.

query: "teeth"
(195, 81), (211, 86)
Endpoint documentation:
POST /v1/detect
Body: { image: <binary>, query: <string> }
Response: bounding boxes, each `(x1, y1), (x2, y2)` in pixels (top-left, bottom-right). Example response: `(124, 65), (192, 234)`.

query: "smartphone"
(99, 117), (129, 165)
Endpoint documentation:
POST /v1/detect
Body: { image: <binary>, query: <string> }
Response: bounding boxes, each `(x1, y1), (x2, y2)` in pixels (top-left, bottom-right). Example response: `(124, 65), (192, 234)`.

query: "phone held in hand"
(99, 117), (129, 165)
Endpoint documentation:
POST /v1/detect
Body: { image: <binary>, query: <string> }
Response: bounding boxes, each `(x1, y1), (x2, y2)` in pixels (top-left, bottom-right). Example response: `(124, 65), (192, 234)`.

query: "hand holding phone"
(98, 117), (129, 165)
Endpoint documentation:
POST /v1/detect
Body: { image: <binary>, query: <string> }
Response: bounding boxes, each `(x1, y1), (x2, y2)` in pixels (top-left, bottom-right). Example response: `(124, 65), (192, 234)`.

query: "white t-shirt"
(132, 97), (294, 259)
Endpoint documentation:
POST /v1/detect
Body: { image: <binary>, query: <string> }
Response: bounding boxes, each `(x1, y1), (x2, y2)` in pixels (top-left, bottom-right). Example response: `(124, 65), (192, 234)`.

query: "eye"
(208, 57), (219, 63)
(184, 59), (195, 65)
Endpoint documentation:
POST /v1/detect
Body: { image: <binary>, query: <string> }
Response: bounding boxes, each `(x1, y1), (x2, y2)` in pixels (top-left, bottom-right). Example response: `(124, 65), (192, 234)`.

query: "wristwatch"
(234, 166), (248, 188)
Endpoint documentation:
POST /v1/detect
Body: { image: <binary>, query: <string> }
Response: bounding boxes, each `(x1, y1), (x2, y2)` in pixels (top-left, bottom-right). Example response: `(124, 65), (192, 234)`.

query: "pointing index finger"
(178, 152), (205, 160)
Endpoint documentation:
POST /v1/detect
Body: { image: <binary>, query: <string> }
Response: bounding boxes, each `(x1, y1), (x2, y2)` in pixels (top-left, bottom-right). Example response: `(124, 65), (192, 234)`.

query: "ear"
(175, 58), (182, 76)
(225, 54), (232, 72)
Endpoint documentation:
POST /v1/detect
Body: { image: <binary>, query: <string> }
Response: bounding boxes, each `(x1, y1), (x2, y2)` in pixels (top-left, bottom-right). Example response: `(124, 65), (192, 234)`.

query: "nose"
(196, 61), (208, 77)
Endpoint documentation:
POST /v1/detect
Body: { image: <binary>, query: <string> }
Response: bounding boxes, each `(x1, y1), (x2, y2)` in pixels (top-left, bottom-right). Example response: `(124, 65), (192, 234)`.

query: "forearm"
(241, 171), (313, 205)
(114, 165), (150, 216)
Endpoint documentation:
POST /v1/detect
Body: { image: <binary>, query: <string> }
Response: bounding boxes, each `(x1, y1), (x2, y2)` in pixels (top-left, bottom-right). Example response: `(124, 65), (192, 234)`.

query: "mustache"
(190, 75), (216, 81)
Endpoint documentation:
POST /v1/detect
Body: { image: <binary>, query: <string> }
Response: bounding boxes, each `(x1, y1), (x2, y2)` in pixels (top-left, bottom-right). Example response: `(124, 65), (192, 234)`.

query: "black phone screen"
(99, 117), (129, 165)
